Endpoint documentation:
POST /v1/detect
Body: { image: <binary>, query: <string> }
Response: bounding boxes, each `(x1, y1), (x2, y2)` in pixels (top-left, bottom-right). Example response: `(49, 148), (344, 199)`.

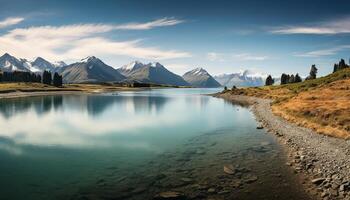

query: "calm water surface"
(0, 88), (310, 200)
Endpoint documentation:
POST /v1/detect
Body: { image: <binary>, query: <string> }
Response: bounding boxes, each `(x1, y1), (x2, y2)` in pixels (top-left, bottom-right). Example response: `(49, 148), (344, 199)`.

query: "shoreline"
(214, 93), (350, 200)
(0, 87), (146, 99)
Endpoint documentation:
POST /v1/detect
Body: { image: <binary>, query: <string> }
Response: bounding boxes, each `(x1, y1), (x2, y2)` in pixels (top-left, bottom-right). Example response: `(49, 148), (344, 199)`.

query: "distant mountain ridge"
(57, 56), (125, 83)
(117, 61), (190, 86)
(182, 68), (221, 88)
(214, 70), (267, 87)
(0, 53), (270, 87)
(0, 53), (66, 73)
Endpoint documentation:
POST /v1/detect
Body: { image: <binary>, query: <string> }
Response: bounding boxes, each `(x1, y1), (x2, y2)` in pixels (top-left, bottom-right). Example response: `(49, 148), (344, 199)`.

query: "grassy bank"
(221, 68), (350, 139)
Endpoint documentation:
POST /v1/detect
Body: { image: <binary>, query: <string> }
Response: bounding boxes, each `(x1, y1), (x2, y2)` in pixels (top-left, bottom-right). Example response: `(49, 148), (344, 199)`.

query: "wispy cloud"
(0, 18), (190, 62)
(295, 45), (350, 57)
(232, 53), (268, 61)
(115, 17), (184, 30)
(207, 52), (225, 62)
(0, 17), (24, 29)
(271, 17), (350, 34)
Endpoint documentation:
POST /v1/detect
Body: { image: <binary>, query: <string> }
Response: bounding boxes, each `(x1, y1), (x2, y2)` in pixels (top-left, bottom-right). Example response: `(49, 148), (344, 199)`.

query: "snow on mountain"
(0, 53), (67, 73)
(117, 61), (189, 86)
(214, 69), (267, 87)
(117, 61), (145, 76)
(53, 61), (67, 68)
(0, 53), (30, 72)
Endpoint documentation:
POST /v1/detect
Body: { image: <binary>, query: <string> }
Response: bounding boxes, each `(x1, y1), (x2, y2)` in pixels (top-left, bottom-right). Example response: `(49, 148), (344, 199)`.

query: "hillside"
(222, 68), (350, 139)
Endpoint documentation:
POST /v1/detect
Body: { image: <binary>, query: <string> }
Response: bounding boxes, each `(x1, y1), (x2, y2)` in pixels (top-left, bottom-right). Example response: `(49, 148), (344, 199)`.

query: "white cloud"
(207, 52), (225, 62)
(0, 18), (190, 62)
(115, 17), (184, 30)
(271, 17), (350, 34)
(295, 45), (350, 57)
(233, 53), (268, 61)
(0, 17), (24, 29)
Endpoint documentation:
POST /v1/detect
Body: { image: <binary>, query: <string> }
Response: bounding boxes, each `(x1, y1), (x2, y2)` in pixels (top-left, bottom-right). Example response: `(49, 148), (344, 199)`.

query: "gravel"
(215, 93), (350, 200)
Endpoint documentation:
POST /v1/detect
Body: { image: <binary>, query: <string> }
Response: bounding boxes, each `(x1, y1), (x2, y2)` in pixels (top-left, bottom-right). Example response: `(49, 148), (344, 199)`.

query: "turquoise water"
(0, 88), (309, 199)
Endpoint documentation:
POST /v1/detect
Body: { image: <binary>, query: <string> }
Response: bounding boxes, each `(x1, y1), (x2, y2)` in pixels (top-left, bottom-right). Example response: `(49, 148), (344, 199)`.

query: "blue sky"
(0, 0), (350, 76)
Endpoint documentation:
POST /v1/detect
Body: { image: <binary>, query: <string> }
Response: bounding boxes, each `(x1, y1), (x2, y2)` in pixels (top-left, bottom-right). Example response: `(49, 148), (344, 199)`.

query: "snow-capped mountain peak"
(214, 69), (267, 87)
(239, 69), (267, 79)
(121, 61), (144, 71)
(0, 53), (66, 73)
(53, 61), (67, 68)
(81, 56), (99, 63)
(149, 62), (163, 68)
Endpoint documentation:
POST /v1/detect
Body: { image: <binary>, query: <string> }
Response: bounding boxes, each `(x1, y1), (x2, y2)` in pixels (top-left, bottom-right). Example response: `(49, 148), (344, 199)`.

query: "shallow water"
(0, 88), (310, 199)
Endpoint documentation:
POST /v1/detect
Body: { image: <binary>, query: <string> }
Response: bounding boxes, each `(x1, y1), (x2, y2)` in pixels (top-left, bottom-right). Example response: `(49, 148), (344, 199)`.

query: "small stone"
(154, 191), (186, 200)
(312, 178), (325, 185)
(244, 175), (258, 184)
(224, 165), (236, 175)
(256, 126), (263, 129)
(180, 178), (193, 183)
(207, 188), (216, 193)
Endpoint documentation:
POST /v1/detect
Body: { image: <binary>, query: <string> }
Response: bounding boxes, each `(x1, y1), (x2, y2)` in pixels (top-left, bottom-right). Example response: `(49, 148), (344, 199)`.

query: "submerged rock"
(224, 165), (236, 175)
(154, 191), (186, 200)
(244, 175), (258, 184)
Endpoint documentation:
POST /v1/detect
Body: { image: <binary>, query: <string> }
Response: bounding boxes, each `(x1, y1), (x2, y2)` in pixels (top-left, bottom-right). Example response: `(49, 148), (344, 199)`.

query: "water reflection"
(0, 96), (64, 118)
(0, 94), (171, 118)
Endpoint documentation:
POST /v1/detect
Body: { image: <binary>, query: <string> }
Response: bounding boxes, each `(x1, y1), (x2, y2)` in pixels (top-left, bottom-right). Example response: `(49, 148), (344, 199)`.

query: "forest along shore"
(214, 93), (350, 200)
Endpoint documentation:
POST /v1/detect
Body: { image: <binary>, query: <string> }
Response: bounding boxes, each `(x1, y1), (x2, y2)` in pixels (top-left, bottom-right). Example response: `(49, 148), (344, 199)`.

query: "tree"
(53, 72), (63, 87)
(333, 59), (349, 73)
(305, 65), (317, 80)
(289, 74), (295, 83)
(294, 73), (302, 83)
(42, 71), (52, 85)
(280, 73), (289, 85)
(265, 75), (274, 86)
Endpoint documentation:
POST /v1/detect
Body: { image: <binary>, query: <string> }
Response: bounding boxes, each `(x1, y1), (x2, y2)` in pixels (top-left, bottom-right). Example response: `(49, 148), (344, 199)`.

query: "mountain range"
(0, 53), (66, 73)
(56, 56), (125, 83)
(214, 70), (267, 87)
(0, 53), (268, 87)
(117, 61), (189, 86)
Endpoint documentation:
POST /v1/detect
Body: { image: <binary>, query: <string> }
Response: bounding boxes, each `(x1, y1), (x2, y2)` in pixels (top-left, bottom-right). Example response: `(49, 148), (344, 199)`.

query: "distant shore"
(214, 93), (350, 200)
(0, 82), (155, 99)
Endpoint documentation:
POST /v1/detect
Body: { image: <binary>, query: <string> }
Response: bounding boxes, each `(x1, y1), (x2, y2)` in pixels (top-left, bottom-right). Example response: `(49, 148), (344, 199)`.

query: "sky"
(0, 0), (350, 77)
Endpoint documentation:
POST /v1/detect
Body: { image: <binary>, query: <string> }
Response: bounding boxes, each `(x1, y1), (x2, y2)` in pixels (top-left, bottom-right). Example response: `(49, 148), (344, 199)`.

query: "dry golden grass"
(224, 68), (350, 139)
(273, 78), (350, 139)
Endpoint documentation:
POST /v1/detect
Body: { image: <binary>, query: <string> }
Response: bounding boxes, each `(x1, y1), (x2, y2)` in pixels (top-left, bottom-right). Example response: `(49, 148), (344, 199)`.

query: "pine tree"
(265, 75), (274, 86)
(294, 73), (302, 83)
(305, 65), (317, 80)
(289, 74), (295, 83)
(280, 73), (289, 85)
(53, 72), (63, 87)
(42, 71), (52, 85)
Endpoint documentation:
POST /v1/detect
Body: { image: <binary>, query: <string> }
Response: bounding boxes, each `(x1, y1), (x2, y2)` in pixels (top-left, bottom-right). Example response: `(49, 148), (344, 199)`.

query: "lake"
(0, 88), (310, 199)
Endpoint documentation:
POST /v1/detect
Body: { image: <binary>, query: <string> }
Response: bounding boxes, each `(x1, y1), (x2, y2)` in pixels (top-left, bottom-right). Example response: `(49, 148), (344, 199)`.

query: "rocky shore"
(215, 93), (350, 200)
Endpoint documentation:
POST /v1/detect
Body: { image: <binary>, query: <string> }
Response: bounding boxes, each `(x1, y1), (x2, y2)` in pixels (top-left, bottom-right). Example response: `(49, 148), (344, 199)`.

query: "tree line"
(265, 58), (349, 86)
(0, 70), (63, 87)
